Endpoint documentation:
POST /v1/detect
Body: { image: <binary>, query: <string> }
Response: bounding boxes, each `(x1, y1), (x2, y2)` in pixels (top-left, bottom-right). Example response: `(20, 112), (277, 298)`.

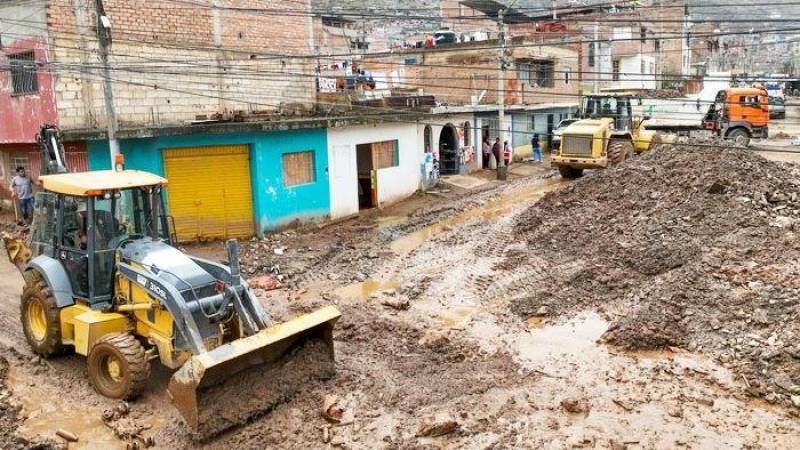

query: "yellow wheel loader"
(552, 93), (659, 178)
(3, 125), (341, 435)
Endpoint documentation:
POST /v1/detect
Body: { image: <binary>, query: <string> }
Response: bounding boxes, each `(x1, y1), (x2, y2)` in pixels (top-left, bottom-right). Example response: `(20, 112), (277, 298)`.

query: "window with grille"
(8, 51), (38, 95)
(372, 140), (399, 169)
(520, 60), (554, 88)
(612, 59), (621, 81)
(532, 61), (554, 88)
(588, 43), (596, 67)
(282, 151), (315, 187)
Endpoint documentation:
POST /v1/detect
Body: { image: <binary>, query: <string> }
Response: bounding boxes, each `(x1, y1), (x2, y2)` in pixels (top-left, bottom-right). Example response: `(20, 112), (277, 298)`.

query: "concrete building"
(327, 122), (422, 219)
(82, 121), (331, 241)
(0, 0), (317, 196)
(0, 3), (89, 200)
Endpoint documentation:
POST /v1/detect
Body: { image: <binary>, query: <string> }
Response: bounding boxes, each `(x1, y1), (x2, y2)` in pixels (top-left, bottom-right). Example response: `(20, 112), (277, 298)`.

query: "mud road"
(1, 161), (799, 449)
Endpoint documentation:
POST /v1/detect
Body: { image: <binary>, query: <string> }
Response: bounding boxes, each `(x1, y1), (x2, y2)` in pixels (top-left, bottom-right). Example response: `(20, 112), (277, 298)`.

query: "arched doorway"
(439, 124), (459, 175)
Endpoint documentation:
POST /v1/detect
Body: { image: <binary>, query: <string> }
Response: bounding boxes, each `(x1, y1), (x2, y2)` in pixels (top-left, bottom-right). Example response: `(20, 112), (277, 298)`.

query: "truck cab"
(704, 88), (770, 146)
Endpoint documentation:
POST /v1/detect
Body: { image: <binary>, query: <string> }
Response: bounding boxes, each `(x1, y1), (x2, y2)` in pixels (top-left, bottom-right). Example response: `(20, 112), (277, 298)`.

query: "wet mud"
(2, 159), (799, 448)
(512, 144), (800, 409)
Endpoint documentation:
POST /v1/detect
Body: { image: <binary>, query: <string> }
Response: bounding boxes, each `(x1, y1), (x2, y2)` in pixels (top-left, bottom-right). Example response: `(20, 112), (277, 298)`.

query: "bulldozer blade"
(168, 305), (341, 436)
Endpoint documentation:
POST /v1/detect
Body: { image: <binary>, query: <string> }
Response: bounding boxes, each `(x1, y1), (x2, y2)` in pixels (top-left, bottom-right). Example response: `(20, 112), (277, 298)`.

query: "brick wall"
(365, 39), (580, 107)
(45, 0), (315, 130)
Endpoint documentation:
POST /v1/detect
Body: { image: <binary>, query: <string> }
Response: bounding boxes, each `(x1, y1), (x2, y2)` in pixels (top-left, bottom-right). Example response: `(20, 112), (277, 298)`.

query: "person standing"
(482, 137), (491, 169)
(10, 166), (34, 224)
(492, 138), (501, 166)
(503, 140), (511, 165)
(531, 134), (542, 163)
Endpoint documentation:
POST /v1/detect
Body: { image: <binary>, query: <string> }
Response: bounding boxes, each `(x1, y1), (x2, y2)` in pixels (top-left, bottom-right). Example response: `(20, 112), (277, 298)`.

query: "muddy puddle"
(8, 367), (125, 449)
(335, 279), (399, 300)
(516, 313), (609, 376)
(391, 178), (567, 256)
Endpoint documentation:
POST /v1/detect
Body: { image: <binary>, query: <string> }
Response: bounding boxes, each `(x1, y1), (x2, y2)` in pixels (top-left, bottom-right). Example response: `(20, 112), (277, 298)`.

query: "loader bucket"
(168, 305), (341, 436)
(3, 236), (31, 274)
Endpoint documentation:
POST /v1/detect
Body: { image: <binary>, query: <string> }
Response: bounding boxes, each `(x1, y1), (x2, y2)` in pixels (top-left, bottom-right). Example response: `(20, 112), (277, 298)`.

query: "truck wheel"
(726, 128), (750, 147)
(608, 139), (633, 164)
(20, 272), (65, 357)
(558, 166), (584, 179)
(88, 333), (150, 400)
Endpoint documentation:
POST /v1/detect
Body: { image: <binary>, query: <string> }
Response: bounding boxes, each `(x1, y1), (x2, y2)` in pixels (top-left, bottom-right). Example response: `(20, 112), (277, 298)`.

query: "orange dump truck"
(644, 87), (771, 147)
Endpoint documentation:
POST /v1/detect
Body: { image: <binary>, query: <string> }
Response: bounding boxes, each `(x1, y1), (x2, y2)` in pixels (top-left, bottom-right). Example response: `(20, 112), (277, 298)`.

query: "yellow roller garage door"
(163, 145), (254, 242)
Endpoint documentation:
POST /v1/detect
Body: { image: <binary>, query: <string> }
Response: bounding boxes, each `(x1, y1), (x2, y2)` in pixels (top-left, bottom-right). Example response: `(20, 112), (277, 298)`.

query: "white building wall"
(423, 114), (478, 172)
(327, 122), (422, 218)
(619, 54), (657, 90)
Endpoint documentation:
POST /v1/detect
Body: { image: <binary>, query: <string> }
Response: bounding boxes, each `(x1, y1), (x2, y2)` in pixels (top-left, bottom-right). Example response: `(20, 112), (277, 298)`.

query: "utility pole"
(593, 22), (599, 93)
(496, 2), (516, 180)
(552, 0), (557, 20)
(95, 0), (120, 167)
(211, 0), (227, 113)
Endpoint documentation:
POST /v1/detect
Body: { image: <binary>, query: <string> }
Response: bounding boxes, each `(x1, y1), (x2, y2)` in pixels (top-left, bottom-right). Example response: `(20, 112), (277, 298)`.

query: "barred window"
(531, 61), (554, 88)
(8, 51), (38, 95)
(282, 151), (315, 187)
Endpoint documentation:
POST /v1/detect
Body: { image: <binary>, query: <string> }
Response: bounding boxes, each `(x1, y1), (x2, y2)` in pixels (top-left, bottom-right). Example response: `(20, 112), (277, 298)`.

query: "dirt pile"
(179, 306), (519, 449)
(188, 339), (335, 439)
(0, 356), (62, 450)
(512, 144), (800, 408)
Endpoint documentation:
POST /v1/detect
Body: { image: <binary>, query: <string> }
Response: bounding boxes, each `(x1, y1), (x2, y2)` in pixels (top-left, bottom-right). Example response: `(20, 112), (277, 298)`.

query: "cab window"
(61, 196), (88, 251)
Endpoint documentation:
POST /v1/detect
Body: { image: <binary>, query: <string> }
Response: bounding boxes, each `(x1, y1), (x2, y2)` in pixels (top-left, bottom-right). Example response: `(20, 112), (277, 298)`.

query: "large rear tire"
(726, 128), (750, 147)
(88, 333), (150, 400)
(20, 272), (65, 357)
(558, 166), (584, 179)
(607, 139), (634, 164)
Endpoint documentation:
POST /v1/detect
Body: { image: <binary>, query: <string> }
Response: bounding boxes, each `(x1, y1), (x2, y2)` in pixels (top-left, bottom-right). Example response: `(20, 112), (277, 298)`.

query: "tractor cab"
(30, 170), (170, 307)
(580, 93), (635, 132)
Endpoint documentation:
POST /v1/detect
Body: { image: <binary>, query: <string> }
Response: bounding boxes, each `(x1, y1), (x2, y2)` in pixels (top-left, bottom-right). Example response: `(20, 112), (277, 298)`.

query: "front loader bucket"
(168, 306), (341, 436)
(3, 236), (31, 274)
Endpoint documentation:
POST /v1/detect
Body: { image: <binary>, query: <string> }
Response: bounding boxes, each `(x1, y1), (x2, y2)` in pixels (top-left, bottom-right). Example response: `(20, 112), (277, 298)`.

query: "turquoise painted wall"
(88, 129), (330, 235)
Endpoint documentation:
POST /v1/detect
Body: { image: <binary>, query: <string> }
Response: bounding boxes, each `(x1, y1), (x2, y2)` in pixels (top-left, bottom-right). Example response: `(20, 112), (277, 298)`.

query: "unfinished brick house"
(362, 37), (580, 107)
(0, 0), (317, 202)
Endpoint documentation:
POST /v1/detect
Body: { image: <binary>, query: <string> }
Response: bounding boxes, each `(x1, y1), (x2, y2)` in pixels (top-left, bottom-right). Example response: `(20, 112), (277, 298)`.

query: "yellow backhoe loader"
(552, 93), (658, 178)
(3, 125), (340, 435)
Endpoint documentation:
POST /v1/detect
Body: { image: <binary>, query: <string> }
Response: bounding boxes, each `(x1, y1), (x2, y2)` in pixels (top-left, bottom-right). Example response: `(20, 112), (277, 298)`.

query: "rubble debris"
(416, 412), (459, 437)
(248, 274), (282, 291)
(380, 296), (410, 311)
(560, 397), (591, 414)
(55, 429), (79, 442)
(101, 402), (154, 448)
(322, 394), (344, 423)
(513, 143), (800, 409)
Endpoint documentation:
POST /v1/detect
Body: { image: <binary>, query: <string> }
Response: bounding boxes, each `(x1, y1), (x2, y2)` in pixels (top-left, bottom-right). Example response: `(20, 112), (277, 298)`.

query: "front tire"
(20, 272), (64, 357)
(558, 166), (584, 178)
(607, 139), (633, 164)
(88, 333), (150, 400)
